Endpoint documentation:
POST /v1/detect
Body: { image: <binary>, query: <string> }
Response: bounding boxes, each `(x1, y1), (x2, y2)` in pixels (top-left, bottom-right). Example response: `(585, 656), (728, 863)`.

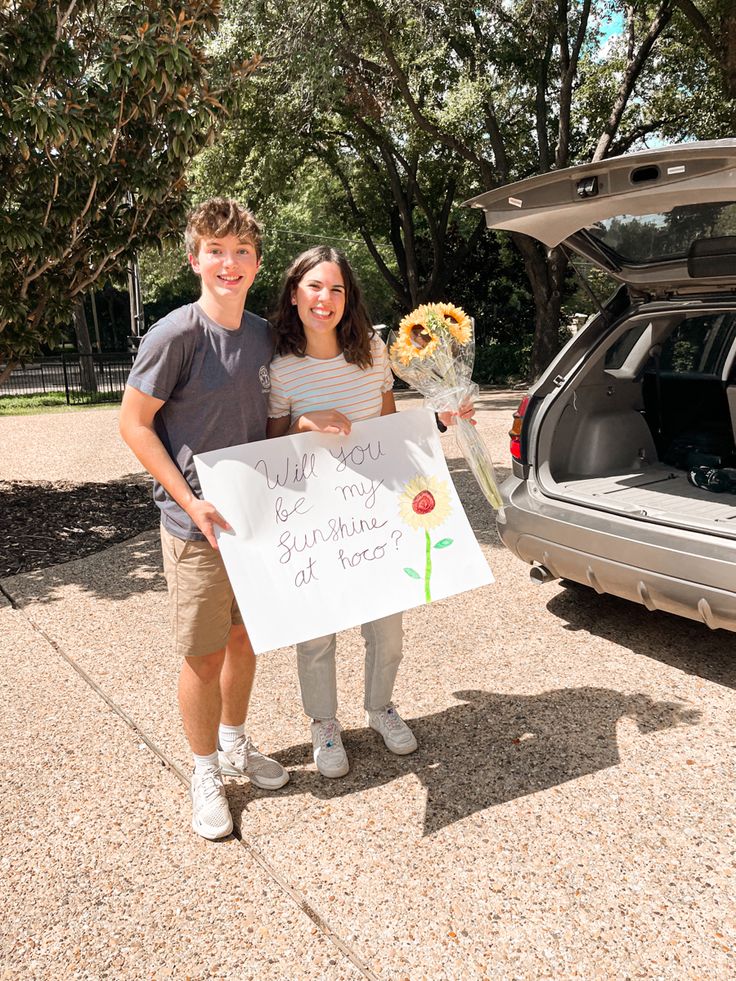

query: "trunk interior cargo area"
(539, 306), (736, 538)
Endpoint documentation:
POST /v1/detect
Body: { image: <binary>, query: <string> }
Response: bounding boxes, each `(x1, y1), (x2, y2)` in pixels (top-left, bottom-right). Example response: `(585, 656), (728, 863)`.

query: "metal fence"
(0, 353), (135, 405)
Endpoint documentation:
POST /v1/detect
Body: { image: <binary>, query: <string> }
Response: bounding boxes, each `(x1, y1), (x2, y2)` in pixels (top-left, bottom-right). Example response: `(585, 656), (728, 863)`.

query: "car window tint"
(655, 313), (736, 376)
(605, 322), (649, 369)
(587, 202), (736, 265)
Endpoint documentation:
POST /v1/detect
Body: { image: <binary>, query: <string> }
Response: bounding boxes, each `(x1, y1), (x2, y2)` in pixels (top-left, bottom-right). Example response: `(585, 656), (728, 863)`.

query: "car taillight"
(509, 395), (530, 462)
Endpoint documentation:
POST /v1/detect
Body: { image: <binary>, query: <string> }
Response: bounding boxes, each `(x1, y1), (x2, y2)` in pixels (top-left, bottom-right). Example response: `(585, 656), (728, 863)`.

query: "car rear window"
(604, 322), (649, 369)
(652, 312), (736, 377)
(586, 201), (736, 265)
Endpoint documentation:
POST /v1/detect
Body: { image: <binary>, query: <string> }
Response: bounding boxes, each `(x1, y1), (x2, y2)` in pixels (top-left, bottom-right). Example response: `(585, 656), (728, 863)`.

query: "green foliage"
(646, 19), (733, 140)
(201, 0), (494, 312)
(139, 240), (199, 324)
(137, 0), (729, 379)
(191, 155), (399, 322)
(0, 391), (108, 415)
(203, 0), (719, 380)
(0, 0), (238, 364)
(670, 0), (736, 120)
(474, 338), (533, 383)
(562, 263), (619, 321)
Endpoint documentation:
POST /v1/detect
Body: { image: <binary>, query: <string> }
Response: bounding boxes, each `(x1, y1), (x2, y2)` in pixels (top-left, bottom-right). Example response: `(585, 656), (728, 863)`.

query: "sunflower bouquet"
(388, 302), (503, 510)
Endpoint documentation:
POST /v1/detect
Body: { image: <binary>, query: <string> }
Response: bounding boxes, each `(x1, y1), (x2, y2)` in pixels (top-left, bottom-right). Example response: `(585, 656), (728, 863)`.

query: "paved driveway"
(2, 393), (734, 979)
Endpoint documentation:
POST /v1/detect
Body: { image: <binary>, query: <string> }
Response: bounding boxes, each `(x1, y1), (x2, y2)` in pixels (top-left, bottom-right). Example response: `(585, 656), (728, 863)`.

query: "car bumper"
(498, 476), (736, 632)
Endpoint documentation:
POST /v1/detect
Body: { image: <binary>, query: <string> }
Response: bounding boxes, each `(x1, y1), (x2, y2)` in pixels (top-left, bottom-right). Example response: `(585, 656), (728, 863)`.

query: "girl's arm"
(267, 410), (352, 437)
(438, 402), (476, 427)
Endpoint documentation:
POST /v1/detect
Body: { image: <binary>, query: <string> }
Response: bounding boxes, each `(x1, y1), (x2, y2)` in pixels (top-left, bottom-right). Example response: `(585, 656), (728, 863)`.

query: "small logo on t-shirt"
(259, 365), (270, 391)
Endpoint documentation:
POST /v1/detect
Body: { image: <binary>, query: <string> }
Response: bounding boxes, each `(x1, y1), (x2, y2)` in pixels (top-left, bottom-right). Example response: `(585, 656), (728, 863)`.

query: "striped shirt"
(268, 334), (394, 423)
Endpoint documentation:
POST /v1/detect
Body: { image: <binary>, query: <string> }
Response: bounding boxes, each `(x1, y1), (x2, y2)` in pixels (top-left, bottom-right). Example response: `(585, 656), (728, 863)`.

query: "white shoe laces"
(229, 733), (257, 767)
(196, 767), (225, 802)
(381, 704), (403, 731)
(319, 720), (340, 750)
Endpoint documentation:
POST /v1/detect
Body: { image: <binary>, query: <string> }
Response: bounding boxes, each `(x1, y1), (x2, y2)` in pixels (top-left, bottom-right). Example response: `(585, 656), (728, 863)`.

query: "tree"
(71, 296), (97, 392)
(208, 1), (488, 315)
(0, 0), (255, 378)
(672, 0), (736, 114)
(191, 152), (406, 322)
(212, 0), (691, 378)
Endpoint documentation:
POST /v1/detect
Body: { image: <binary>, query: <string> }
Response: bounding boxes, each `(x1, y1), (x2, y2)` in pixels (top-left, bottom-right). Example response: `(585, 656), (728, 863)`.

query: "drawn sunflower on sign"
(398, 475), (453, 603)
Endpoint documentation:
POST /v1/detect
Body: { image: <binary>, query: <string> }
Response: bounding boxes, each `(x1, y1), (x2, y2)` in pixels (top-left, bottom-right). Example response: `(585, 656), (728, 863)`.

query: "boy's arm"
(119, 385), (230, 549)
(266, 415), (291, 438)
(380, 392), (397, 416)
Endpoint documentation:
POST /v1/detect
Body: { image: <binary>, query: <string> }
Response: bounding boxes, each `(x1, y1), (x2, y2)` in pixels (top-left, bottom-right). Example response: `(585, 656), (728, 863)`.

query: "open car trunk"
(464, 140), (736, 540)
(536, 304), (736, 539)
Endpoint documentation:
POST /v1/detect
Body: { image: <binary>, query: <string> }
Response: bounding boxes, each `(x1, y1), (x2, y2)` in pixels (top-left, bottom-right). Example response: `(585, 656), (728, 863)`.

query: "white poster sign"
(194, 409), (493, 654)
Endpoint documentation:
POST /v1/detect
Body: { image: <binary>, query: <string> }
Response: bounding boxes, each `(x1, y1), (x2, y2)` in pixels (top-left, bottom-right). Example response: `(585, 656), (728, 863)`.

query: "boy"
(119, 198), (288, 841)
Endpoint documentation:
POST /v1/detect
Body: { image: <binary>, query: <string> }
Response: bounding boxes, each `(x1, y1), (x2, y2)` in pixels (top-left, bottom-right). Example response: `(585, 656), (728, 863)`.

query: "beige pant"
(160, 525), (243, 657)
(296, 612), (404, 719)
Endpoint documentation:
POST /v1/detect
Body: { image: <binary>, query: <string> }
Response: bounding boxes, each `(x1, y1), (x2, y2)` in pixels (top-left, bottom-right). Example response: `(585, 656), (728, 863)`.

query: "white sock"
(192, 751), (220, 775)
(218, 722), (245, 753)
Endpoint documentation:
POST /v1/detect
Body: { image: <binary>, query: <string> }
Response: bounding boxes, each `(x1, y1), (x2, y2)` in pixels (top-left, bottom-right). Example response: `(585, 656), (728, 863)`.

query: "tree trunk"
(90, 291), (102, 352)
(530, 284), (566, 380)
(72, 296), (98, 392)
(727, 9), (736, 105)
(0, 361), (16, 386)
(104, 286), (119, 350)
(512, 235), (569, 380)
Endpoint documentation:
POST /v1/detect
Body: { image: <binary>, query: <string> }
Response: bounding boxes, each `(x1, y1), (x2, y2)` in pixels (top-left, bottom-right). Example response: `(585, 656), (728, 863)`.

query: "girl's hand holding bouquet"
(388, 303), (503, 510)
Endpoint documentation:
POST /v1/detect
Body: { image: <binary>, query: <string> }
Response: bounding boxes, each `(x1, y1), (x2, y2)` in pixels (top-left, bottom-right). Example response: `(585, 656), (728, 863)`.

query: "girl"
(266, 245), (416, 778)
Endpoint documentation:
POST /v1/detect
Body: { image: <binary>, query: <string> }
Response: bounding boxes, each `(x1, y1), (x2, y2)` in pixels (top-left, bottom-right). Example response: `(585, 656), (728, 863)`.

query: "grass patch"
(0, 392), (119, 415)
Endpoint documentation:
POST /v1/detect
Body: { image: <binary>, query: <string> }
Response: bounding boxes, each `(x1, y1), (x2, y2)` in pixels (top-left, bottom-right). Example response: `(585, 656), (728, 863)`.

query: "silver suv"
(466, 140), (736, 633)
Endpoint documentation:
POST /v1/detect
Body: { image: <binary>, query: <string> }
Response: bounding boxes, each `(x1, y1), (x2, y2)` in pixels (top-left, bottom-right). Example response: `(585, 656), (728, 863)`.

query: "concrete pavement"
(2, 395), (735, 979)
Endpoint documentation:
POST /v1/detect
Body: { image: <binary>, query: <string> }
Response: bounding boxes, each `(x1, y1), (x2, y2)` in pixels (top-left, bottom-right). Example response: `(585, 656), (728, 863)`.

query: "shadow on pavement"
(1, 475), (157, 578)
(234, 687), (700, 836)
(472, 396), (526, 413)
(546, 583), (736, 690)
(394, 391), (524, 415)
(5, 531), (165, 605)
(445, 456), (509, 548)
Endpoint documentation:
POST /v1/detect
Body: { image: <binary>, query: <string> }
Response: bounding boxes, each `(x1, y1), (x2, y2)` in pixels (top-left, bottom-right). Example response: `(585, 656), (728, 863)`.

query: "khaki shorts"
(160, 525), (243, 658)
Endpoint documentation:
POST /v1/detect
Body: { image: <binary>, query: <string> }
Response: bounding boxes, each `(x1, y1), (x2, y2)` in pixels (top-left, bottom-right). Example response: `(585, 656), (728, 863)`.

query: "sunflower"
(390, 304), (441, 365)
(398, 474), (452, 530)
(435, 302), (472, 345)
(389, 302), (473, 365)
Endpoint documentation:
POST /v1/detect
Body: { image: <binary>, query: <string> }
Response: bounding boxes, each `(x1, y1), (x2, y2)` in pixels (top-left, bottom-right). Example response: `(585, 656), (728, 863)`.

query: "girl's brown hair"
(270, 246), (375, 369)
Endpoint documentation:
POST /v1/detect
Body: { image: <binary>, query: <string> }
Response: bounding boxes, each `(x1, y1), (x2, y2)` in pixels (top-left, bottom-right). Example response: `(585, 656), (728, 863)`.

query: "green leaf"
(403, 567), (421, 579)
(433, 538), (453, 549)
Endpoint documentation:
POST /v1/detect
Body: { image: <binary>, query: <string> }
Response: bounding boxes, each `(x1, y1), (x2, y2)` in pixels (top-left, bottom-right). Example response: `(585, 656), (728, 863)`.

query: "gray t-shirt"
(127, 302), (272, 540)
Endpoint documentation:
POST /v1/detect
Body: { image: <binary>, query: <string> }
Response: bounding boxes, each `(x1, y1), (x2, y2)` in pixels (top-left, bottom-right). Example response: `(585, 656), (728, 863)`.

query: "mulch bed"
(1, 478), (159, 578)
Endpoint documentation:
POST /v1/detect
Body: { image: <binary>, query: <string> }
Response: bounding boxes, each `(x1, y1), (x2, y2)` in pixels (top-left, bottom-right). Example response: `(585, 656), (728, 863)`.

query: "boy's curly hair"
(270, 246), (375, 369)
(185, 198), (262, 259)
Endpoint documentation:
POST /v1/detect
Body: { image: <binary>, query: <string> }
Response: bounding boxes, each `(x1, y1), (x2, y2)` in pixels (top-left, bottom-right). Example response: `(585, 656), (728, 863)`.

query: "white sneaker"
(311, 718), (349, 778)
(367, 704), (418, 755)
(218, 734), (289, 790)
(190, 767), (233, 840)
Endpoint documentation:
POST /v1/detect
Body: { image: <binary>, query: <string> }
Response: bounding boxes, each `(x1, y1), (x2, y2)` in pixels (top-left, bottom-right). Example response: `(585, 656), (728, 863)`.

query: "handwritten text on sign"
(194, 409), (493, 653)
